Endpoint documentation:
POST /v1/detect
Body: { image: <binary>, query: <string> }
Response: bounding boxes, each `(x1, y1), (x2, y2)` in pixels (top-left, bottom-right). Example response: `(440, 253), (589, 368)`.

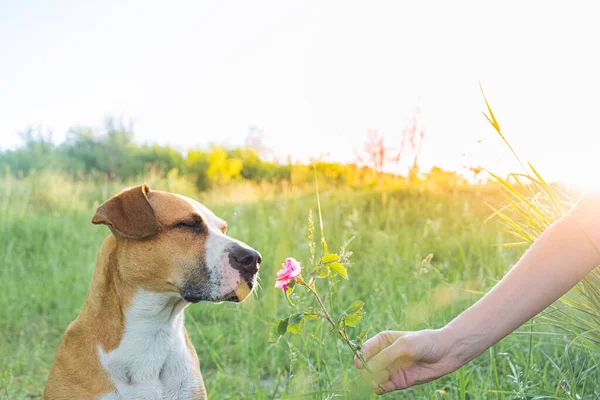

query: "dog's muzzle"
(228, 244), (261, 286)
(180, 244), (261, 304)
(227, 243), (261, 302)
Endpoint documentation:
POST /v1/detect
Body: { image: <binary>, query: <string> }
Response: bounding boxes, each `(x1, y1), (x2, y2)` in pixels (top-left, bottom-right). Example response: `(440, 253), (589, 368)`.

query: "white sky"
(1, 1), (599, 189)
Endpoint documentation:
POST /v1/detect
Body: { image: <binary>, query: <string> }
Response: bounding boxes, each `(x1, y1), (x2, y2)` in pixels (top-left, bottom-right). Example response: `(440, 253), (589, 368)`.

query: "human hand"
(354, 329), (461, 394)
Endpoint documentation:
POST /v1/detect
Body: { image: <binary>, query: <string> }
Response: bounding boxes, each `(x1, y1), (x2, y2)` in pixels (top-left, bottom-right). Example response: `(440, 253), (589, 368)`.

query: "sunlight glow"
(1, 1), (598, 188)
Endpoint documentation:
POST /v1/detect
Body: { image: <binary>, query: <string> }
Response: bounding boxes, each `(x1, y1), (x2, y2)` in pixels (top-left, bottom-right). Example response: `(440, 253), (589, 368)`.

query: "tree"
(355, 129), (388, 176)
(59, 117), (140, 178)
(186, 149), (210, 190)
(206, 145), (243, 186)
(390, 108), (426, 172)
(353, 109), (427, 181)
(0, 126), (59, 174)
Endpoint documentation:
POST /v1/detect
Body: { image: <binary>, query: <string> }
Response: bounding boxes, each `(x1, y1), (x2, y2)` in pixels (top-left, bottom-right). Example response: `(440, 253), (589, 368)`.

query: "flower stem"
(299, 278), (385, 392)
(309, 284), (335, 325)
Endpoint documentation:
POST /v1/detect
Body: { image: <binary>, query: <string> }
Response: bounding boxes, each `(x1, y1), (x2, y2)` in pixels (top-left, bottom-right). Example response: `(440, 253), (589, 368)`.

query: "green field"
(1, 173), (598, 399)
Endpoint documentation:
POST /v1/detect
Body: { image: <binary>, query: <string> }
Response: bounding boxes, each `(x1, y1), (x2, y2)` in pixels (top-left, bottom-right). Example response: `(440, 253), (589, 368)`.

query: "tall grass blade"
(481, 85), (600, 355)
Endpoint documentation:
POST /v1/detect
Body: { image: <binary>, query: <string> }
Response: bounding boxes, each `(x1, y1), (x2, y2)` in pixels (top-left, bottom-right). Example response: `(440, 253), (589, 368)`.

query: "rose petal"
(276, 269), (289, 278)
(275, 279), (286, 288)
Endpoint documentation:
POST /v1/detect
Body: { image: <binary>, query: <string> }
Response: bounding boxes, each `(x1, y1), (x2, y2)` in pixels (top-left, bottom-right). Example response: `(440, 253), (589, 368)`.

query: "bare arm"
(444, 192), (600, 366)
(356, 193), (600, 393)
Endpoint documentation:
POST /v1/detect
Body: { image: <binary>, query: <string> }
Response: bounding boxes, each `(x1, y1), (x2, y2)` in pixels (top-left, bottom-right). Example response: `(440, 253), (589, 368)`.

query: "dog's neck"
(81, 235), (189, 351)
(82, 235), (200, 399)
(98, 290), (197, 399)
(122, 289), (189, 331)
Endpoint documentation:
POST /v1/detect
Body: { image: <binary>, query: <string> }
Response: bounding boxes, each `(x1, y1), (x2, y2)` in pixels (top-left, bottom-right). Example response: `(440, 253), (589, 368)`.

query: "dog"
(43, 184), (261, 399)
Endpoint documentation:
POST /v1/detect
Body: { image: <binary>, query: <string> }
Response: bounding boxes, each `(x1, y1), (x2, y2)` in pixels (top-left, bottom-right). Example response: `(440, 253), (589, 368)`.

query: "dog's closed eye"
(174, 215), (205, 231)
(175, 221), (197, 228)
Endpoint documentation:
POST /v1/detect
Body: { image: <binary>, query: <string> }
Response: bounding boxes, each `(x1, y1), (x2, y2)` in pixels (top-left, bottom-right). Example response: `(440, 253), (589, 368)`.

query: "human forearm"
(355, 194), (600, 394)
(444, 194), (600, 366)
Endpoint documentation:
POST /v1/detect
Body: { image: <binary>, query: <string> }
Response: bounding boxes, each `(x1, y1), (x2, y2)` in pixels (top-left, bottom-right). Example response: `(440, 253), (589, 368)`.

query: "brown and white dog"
(43, 184), (261, 399)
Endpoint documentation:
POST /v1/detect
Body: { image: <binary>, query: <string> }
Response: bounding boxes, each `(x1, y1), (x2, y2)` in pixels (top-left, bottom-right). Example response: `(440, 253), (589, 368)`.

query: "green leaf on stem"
(343, 300), (365, 327)
(329, 262), (348, 279)
(344, 312), (364, 327)
(320, 253), (341, 264)
(355, 329), (370, 350)
(358, 329), (369, 341)
(303, 310), (319, 320)
(267, 318), (289, 344)
(345, 301), (364, 315)
(315, 263), (330, 278)
(287, 312), (306, 334)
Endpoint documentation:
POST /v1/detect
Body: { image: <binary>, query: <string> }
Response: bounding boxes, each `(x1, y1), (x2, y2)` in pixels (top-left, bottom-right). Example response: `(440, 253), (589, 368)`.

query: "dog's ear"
(92, 183), (161, 239)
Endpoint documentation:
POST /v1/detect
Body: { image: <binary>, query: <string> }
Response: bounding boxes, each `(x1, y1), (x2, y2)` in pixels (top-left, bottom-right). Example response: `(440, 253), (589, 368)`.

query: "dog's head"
(92, 184), (260, 303)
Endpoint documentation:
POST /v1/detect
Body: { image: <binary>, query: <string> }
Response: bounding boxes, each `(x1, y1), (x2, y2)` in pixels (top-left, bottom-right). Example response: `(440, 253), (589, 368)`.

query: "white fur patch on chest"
(98, 290), (201, 400)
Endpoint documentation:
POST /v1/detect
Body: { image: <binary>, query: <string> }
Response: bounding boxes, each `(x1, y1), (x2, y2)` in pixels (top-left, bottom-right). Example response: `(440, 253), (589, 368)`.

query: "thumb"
(367, 336), (414, 372)
(354, 331), (403, 369)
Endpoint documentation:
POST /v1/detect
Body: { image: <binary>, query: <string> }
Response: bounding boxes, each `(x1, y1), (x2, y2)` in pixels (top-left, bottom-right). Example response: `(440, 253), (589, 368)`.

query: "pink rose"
(275, 257), (301, 291)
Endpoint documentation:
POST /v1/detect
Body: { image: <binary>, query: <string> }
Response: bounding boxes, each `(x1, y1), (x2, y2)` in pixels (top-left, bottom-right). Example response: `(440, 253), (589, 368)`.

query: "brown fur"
(42, 185), (237, 399)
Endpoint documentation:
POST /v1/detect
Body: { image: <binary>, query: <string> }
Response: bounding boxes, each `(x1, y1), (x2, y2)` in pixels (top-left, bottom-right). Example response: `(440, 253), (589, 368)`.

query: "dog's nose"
(230, 245), (261, 273)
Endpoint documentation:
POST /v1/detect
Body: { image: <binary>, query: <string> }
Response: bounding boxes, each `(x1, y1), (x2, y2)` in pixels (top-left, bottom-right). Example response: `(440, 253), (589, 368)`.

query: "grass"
(480, 86), (600, 362)
(1, 172), (599, 399)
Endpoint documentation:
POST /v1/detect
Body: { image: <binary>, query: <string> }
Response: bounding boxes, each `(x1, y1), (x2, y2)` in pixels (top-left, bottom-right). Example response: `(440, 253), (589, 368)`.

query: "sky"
(1, 1), (599, 189)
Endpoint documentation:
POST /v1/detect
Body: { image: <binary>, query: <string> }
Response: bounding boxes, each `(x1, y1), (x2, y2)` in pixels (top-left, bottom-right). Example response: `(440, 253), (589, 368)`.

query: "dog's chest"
(98, 291), (202, 400)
